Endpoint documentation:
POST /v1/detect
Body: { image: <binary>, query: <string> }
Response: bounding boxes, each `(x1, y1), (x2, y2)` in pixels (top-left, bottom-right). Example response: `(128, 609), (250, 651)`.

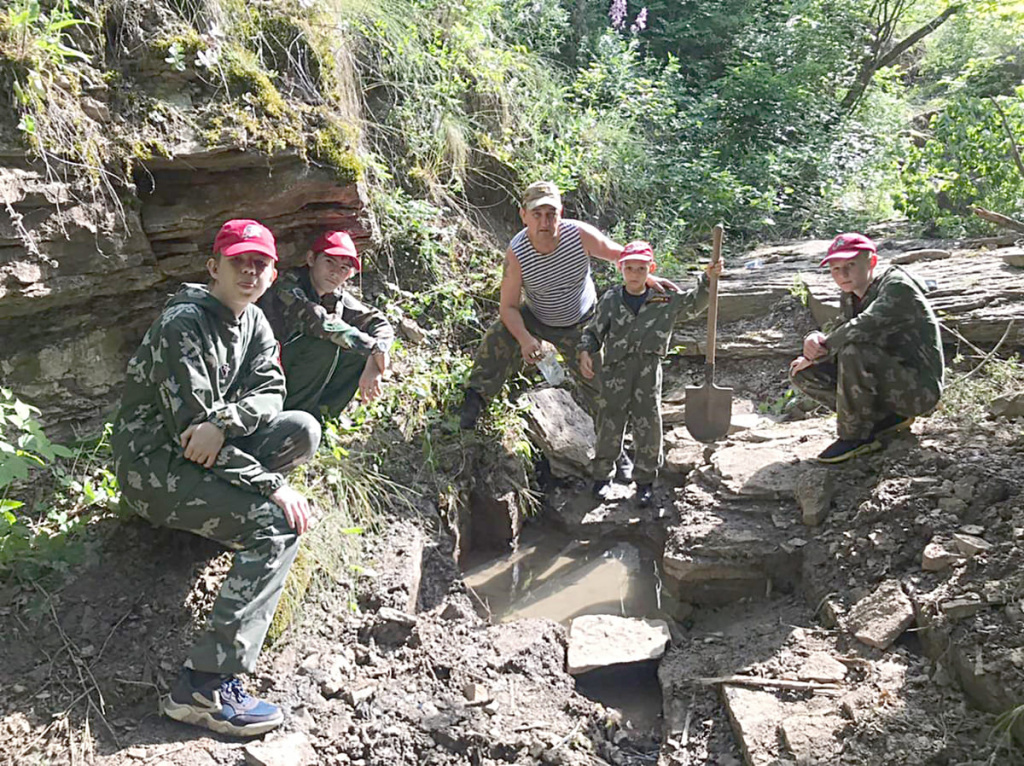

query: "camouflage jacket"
(579, 274), (709, 366)
(258, 266), (394, 354)
(111, 284), (287, 500)
(825, 265), (944, 392)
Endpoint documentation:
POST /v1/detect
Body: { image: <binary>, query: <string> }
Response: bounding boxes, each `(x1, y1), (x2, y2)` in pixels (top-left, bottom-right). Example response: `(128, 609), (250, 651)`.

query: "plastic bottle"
(536, 346), (566, 386)
(744, 258), (765, 270)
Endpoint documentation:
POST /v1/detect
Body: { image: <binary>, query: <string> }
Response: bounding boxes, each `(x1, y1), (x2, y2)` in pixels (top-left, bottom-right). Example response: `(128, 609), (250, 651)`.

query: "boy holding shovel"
(579, 241), (723, 507)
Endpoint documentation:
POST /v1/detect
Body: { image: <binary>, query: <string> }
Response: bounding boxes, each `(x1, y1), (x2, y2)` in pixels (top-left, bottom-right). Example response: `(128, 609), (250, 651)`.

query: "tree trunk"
(839, 4), (962, 115)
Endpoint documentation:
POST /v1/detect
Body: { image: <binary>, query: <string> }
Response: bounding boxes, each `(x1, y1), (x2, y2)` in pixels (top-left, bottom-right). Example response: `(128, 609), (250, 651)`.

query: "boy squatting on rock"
(258, 230), (395, 422)
(578, 241), (723, 508)
(111, 219), (321, 738)
(789, 232), (944, 464)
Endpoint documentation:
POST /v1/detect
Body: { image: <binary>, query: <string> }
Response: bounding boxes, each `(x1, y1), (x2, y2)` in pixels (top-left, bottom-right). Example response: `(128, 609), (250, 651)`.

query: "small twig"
(140, 743), (189, 763)
(95, 600), (140, 664)
(681, 691), (695, 747)
(35, 583), (120, 749)
(941, 323), (988, 358)
(551, 717), (585, 752)
(693, 675), (843, 692)
(949, 320), (1015, 388)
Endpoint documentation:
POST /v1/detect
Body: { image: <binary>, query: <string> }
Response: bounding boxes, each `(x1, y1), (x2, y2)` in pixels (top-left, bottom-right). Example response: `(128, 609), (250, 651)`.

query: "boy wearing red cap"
(789, 232), (944, 463)
(112, 219), (321, 737)
(579, 242), (722, 507)
(259, 230), (394, 421)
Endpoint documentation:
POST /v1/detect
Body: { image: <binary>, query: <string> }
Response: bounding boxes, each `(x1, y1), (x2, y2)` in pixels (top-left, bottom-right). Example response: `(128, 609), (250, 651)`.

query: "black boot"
(459, 388), (485, 430)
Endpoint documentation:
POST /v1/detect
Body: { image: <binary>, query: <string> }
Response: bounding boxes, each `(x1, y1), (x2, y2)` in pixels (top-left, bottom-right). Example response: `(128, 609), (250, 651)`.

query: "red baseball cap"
(213, 219), (278, 261)
(619, 240), (655, 264)
(312, 230), (360, 271)
(820, 232), (877, 266)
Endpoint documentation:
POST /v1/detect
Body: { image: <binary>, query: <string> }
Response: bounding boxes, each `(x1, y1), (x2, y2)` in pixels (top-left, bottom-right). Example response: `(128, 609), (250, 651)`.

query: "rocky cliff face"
(0, 150), (369, 436)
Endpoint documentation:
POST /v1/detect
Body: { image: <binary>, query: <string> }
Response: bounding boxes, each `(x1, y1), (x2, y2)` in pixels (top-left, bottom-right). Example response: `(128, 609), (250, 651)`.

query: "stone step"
(662, 505), (803, 606)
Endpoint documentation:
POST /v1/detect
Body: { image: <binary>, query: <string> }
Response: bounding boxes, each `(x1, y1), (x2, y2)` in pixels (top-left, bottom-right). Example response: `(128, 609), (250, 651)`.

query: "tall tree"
(840, 1), (963, 113)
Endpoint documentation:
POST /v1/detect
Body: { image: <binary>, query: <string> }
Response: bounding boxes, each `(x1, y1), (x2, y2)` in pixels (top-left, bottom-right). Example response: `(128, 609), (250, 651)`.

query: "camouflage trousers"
(593, 354), (663, 483)
(281, 335), (368, 422)
(790, 343), (941, 440)
(122, 411), (321, 675)
(466, 306), (601, 417)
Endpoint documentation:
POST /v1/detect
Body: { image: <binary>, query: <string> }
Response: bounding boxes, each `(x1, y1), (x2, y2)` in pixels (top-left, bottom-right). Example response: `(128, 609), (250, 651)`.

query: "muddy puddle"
(462, 523), (667, 731)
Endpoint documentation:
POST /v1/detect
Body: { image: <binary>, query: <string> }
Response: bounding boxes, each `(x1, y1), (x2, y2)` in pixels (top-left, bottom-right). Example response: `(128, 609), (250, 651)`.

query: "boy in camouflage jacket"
(789, 232), (944, 463)
(112, 220), (320, 738)
(258, 230), (394, 421)
(579, 241), (722, 507)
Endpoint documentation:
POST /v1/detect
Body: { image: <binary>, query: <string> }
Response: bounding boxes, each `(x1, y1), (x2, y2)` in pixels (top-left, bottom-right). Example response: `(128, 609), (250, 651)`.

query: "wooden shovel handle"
(705, 224), (724, 365)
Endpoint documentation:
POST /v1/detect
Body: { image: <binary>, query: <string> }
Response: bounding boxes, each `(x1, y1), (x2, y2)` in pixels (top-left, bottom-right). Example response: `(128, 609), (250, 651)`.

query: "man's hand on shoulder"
(647, 274), (681, 293)
(270, 483), (314, 535)
(180, 422), (225, 468)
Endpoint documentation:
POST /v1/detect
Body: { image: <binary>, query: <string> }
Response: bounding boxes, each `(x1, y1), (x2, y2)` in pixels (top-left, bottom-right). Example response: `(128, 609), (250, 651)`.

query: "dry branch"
(693, 674), (843, 692)
(972, 207), (1024, 235)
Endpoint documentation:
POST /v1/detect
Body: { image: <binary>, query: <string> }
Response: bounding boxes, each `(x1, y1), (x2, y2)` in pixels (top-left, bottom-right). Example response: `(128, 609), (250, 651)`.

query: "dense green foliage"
(334, 0), (1024, 251)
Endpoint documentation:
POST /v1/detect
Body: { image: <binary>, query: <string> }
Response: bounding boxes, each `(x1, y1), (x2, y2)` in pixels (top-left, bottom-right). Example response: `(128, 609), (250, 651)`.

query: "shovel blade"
(684, 382), (734, 443)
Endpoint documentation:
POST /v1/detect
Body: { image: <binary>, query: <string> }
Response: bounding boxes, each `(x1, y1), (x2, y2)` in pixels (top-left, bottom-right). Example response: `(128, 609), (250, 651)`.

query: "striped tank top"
(510, 220), (596, 327)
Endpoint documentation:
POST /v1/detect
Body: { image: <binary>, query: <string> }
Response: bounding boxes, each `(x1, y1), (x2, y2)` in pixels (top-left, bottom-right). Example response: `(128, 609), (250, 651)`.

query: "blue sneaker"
(162, 669), (284, 738)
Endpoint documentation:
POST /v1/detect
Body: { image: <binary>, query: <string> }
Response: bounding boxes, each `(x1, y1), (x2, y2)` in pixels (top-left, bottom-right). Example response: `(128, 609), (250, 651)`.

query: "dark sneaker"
(872, 413), (915, 439)
(459, 388), (485, 430)
(636, 483), (653, 508)
(162, 668), (283, 738)
(816, 437), (881, 464)
(592, 480), (612, 501)
(614, 451), (634, 483)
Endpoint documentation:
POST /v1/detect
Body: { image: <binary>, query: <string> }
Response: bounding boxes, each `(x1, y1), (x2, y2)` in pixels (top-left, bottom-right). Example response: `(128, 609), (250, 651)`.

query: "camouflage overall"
(581, 276), (709, 483)
(790, 265), (944, 440)
(112, 285), (320, 675)
(258, 266), (394, 420)
(466, 305), (601, 416)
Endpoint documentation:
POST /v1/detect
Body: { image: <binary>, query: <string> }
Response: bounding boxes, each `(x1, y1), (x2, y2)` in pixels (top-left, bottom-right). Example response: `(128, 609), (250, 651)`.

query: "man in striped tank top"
(460, 181), (679, 442)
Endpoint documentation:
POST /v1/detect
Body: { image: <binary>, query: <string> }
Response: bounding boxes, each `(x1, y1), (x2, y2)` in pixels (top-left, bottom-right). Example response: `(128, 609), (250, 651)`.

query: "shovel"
(685, 223), (733, 442)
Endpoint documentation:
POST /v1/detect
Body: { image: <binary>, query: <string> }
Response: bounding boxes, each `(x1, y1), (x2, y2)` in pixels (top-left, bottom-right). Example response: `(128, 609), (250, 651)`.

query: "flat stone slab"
(891, 248), (951, 264)
(989, 391), (1024, 417)
(847, 579), (915, 650)
(722, 686), (786, 766)
(663, 442), (704, 479)
(779, 704), (846, 762)
(797, 652), (847, 683)
(999, 247), (1024, 267)
(795, 466), (834, 526)
(244, 733), (316, 766)
(567, 614), (671, 674)
(710, 421), (834, 499)
(922, 537), (964, 572)
(522, 388), (594, 478)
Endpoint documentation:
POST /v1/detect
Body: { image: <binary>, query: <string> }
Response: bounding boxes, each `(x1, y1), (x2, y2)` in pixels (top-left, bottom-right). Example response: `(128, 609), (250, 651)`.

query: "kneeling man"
(789, 232), (944, 463)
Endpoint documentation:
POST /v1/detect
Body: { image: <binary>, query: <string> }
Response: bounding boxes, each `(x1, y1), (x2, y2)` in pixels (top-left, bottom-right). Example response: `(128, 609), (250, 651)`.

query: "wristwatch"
(371, 340), (390, 355)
